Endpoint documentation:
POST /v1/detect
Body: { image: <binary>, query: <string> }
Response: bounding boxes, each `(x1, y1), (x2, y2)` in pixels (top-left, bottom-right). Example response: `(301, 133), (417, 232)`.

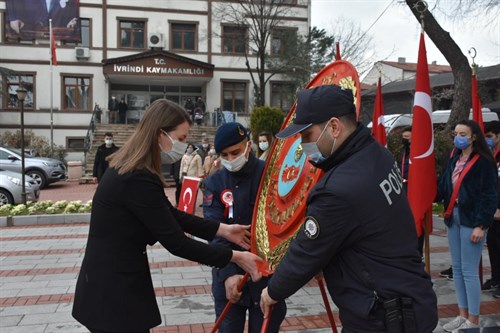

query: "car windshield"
(5, 147), (22, 155)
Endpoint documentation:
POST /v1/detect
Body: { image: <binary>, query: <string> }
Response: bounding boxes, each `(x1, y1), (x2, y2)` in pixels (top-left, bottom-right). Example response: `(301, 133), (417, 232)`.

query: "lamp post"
(16, 84), (27, 204)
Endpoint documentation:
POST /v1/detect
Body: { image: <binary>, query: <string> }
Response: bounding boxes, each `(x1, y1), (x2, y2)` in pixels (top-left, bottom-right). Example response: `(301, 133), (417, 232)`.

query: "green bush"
(249, 106), (285, 142)
(0, 130), (67, 164)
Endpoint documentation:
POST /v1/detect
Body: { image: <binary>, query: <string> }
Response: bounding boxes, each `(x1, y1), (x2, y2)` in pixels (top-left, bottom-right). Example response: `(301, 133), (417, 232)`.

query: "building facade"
(0, 0), (310, 160)
(362, 57), (452, 86)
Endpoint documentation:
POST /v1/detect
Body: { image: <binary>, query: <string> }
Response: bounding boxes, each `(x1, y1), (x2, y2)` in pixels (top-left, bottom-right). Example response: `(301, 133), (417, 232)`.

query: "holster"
(382, 297), (417, 333)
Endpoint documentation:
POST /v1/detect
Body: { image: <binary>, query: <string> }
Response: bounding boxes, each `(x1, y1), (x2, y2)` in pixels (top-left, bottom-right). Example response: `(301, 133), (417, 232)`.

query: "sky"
(311, 0), (500, 69)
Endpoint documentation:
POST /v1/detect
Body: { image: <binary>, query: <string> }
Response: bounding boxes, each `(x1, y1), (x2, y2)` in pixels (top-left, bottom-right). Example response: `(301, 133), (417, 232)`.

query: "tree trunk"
(406, 0), (472, 129)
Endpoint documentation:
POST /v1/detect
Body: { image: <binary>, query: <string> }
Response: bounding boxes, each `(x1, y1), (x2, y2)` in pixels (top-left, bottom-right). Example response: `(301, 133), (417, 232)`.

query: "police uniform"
(268, 124), (438, 332)
(266, 86), (438, 333)
(203, 123), (286, 333)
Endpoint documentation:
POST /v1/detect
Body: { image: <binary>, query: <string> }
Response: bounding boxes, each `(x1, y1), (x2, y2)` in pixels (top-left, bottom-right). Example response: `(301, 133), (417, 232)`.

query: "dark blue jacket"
(267, 125), (438, 333)
(438, 149), (497, 229)
(203, 153), (271, 303)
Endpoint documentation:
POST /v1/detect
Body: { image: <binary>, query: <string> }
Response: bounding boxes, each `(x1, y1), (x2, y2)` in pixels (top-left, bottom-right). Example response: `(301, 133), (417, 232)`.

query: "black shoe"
(493, 290), (500, 298)
(446, 272), (453, 281)
(440, 267), (452, 278)
(482, 279), (500, 291)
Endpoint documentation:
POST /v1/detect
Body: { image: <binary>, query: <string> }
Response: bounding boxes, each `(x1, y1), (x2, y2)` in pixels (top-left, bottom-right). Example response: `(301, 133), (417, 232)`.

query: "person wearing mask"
(118, 98), (128, 124)
(180, 143), (204, 181)
(400, 126), (412, 192)
(92, 132), (119, 184)
(438, 120), (497, 332)
(203, 122), (287, 333)
(257, 131), (274, 161)
(108, 96), (119, 124)
(259, 85), (438, 333)
(204, 144), (221, 177)
(183, 98), (194, 121)
(482, 121), (500, 297)
(72, 99), (263, 333)
(199, 137), (210, 163)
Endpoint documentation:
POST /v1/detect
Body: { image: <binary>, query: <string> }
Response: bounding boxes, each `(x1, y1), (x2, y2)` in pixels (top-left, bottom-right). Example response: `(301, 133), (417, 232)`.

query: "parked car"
(0, 169), (40, 206)
(0, 146), (66, 188)
(366, 108), (499, 133)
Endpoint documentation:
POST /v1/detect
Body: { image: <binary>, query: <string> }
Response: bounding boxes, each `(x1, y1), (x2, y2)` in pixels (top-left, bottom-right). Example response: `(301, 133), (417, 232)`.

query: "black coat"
(72, 168), (232, 332)
(92, 144), (119, 180)
(267, 125), (438, 333)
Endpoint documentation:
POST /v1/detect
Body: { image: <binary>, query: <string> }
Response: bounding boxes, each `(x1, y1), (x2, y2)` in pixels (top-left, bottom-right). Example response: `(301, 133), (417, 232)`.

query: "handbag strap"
(444, 154), (480, 218)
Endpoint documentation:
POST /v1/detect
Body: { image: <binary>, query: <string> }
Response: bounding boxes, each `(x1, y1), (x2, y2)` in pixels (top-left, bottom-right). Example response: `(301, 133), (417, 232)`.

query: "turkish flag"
(178, 176), (202, 214)
(51, 29), (57, 65)
(472, 72), (484, 132)
(371, 77), (387, 146)
(407, 33), (437, 237)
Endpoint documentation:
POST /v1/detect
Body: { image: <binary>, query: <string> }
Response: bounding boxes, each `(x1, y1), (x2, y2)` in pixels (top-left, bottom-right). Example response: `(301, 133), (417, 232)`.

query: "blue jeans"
(447, 207), (486, 316)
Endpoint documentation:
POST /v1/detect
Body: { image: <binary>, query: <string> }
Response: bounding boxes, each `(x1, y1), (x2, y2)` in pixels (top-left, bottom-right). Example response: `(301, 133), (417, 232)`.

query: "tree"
(405, 0), (499, 128)
(213, 0), (297, 107)
(268, 19), (376, 92)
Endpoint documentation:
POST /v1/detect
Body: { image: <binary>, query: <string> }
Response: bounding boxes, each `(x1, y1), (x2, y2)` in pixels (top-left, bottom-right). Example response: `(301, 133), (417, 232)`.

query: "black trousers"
(487, 221), (500, 282)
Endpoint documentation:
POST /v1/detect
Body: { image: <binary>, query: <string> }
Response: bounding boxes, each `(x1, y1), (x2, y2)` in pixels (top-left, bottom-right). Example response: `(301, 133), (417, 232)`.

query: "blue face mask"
(485, 137), (496, 149)
(453, 136), (471, 150)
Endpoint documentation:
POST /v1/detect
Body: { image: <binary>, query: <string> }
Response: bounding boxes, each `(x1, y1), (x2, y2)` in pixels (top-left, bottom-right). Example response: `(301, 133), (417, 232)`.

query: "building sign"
(5, 0), (81, 41)
(103, 53), (214, 78)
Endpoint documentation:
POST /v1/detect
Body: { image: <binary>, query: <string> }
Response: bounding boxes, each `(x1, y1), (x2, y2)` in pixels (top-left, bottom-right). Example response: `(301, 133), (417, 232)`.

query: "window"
(63, 18), (91, 47)
(4, 74), (35, 109)
(223, 82), (247, 112)
(66, 137), (85, 151)
(171, 23), (196, 51)
(63, 76), (92, 111)
(119, 20), (146, 49)
(222, 26), (246, 54)
(271, 28), (297, 56)
(271, 83), (295, 112)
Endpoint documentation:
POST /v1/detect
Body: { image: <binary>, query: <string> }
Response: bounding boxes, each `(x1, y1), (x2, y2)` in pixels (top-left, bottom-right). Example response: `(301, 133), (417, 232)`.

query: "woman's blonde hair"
(108, 99), (191, 180)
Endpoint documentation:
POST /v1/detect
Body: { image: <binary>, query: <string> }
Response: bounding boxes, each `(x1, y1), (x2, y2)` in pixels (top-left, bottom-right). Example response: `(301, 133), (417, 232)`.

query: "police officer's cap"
(214, 122), (249, 153)
(276, 85), (355, 139)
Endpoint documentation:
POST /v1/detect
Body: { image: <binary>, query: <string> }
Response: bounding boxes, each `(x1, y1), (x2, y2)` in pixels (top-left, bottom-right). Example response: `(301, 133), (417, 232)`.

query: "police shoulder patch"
(304, 216), (320, 239)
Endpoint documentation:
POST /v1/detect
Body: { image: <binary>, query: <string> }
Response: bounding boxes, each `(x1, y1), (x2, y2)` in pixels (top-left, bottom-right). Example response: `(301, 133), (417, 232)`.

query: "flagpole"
(49, 19), (54, 157)
(424, 209), (431, 274)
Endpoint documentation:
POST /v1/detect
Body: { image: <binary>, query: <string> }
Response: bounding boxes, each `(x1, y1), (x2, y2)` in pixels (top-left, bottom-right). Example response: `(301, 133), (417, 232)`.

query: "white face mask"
(202, 143), (209, 149)
(221, 144), (249, 172)
(160, 130), (188, 164)
(301, 123), (332, 164)
(105, 139), (113, 146)
(259, 141), (269, 151)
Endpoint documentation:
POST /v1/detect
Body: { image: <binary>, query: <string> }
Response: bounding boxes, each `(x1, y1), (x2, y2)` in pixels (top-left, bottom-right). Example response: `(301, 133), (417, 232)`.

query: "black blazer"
(72, 168), (232, 332)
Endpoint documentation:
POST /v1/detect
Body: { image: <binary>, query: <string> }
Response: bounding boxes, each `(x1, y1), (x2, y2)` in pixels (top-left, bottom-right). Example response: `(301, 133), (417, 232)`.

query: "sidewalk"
(1, 181), (499, 332)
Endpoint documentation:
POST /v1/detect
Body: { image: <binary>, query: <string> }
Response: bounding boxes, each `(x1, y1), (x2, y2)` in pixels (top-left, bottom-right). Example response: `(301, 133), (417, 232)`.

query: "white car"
(0, 169), (40, 206)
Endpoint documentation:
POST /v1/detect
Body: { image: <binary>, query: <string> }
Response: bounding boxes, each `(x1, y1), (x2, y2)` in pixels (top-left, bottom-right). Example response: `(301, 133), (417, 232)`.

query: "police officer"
(203, 122), (286, 333)
(260, 85), (438, 333)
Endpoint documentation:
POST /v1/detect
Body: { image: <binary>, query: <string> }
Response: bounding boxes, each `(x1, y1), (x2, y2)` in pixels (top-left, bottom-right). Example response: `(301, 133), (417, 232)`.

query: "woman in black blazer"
(72, 99), (262, 333)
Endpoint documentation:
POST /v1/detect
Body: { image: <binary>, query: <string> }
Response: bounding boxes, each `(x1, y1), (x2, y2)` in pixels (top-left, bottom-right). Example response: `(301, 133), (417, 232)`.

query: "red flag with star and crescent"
(471, 70), (484, 132)
(371, 77), (387, 146)
(178, 176), (202, 214)
(407, 32), (437, 237)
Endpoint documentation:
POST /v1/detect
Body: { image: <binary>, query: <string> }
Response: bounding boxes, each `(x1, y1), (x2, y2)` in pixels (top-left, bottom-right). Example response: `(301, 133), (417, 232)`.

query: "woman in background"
(257, 131), (274, 161)
(439, 120), (497, 332)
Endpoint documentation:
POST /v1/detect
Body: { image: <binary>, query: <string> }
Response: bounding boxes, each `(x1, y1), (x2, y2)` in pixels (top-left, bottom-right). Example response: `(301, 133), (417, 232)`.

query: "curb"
(0, 213), (90, 227)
